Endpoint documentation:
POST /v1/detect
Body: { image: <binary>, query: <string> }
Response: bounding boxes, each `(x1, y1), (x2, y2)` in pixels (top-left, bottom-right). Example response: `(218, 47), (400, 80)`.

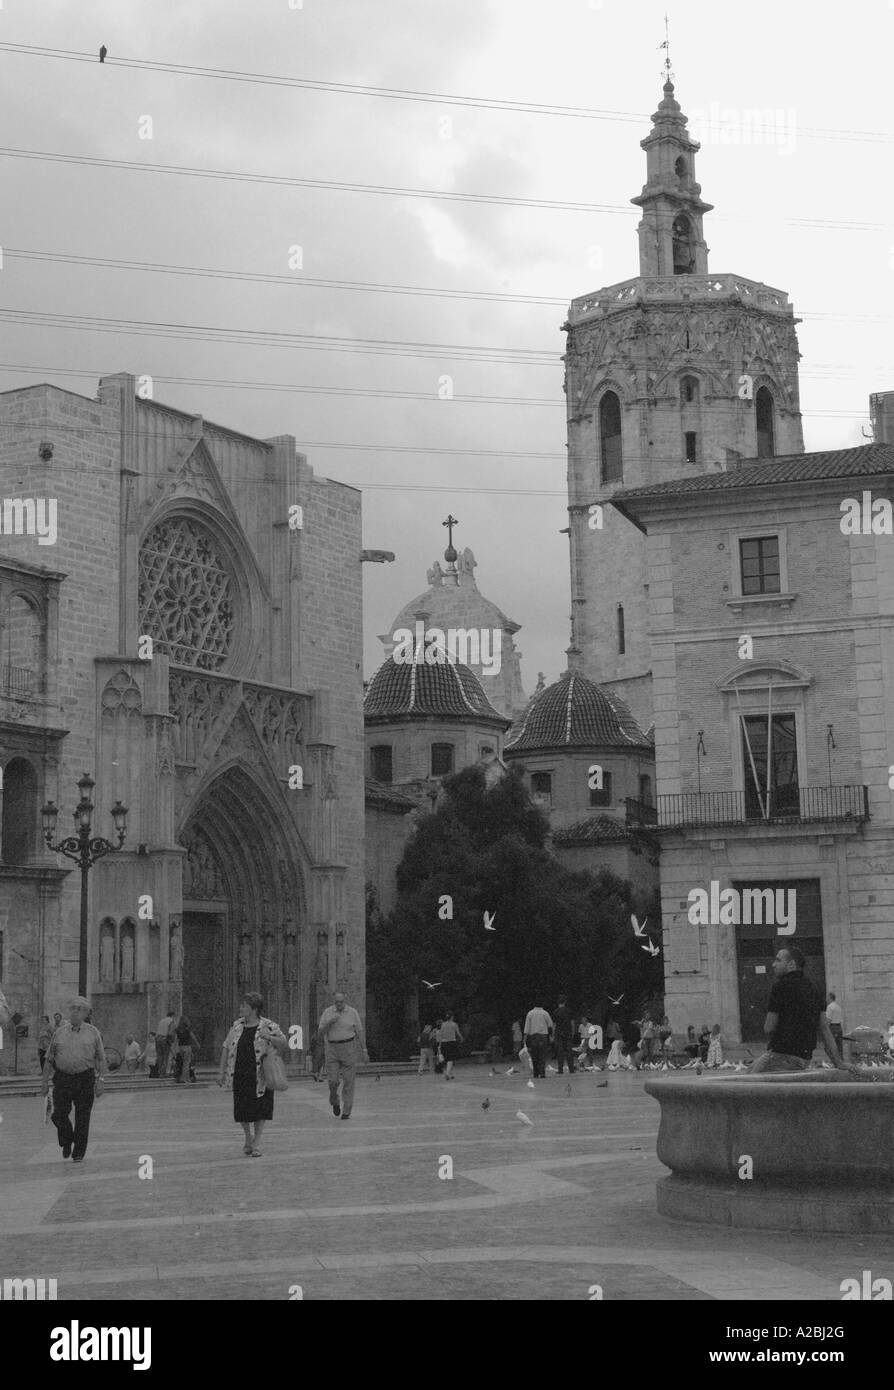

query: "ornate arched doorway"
(178, 762), (305, 1061)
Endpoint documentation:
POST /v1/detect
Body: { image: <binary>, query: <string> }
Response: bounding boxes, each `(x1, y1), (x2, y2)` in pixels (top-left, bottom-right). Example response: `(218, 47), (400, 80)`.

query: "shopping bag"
(262, 1047), (289, 1092)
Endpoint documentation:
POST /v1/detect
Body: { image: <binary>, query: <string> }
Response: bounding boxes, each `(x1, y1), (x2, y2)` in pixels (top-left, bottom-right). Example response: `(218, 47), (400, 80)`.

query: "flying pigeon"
(526, 1079), (535, 1089)
(421, 980), (442, 990)
(99, 45), (107, 62)
(631, 914), (648, 938)
(642, 938), (660, 957)
(608, 994), (624, 1006)
(481, 1097), (490, 1110)
(516, 1110), (534, 1126)
(483, 911), (496, 931)
(505, 1066), (516, 1075)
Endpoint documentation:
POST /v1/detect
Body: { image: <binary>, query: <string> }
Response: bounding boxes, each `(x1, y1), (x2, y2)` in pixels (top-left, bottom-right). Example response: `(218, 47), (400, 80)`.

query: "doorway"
(182, 911), (227, 1063)
(733, 878), (826, 1042)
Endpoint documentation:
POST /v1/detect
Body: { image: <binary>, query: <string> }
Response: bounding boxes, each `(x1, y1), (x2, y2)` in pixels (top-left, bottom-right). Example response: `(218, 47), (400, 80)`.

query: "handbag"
(262, 1046), (289, 1092)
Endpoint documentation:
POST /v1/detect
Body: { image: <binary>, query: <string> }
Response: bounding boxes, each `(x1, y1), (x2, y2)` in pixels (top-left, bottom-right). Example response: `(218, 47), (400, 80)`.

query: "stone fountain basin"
(644, 1071), (894, 1232)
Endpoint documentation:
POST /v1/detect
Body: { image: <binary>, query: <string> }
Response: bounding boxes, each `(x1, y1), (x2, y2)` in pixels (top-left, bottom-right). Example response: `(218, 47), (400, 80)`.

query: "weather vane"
(658, 12), (674, 83)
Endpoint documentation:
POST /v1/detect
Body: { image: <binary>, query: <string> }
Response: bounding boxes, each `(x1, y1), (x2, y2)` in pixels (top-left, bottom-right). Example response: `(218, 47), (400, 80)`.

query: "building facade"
(0, 374), (365, 1061)
(614, 438), (894, 1041)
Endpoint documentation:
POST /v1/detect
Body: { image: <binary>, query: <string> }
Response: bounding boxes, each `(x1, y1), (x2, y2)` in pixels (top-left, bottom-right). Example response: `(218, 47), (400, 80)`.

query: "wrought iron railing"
(626, 785), (869, 831)
(2, 665), (36, 696)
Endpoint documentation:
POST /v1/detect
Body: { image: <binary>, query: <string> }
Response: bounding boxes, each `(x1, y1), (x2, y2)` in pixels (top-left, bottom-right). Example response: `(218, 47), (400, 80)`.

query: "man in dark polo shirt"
(751, 946), (849, 1073)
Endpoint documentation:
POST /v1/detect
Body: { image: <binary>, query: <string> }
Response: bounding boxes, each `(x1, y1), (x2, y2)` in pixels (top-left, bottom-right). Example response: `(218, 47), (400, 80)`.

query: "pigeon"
(505, 1066), (516, 1075)
(608, 994), (624, 1006)
(99, 45), (107, 63)
(564, 1082), (572, 1096)
(516, 1110), (534, 1126)
(421, 980), (442, 990)
(631, 914), (647, 938)
(596, 1079), (608, 1088)
(546, 1065), (558, 1074)
(481, 1097), (490, 1110)
(734, 1062), (747, 1072)
(375, 1074), (381, 1082)
(488, 1068), (496, 1077)
(641, 938), (660, 957)
(526, 1079), (535, 1089)
(483, 911), (496, 931)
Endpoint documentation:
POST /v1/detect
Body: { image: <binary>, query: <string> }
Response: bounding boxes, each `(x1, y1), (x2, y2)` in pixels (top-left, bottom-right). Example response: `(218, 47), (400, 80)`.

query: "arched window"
(681, 376), (699, 406)
(674, 156), (687, 183)
(2, 757), (37, 863)
(599, 392), (623, 484)
(672, 214), (695, 274)
(756, 387), (776, 458)
(4, 594), (41, 696)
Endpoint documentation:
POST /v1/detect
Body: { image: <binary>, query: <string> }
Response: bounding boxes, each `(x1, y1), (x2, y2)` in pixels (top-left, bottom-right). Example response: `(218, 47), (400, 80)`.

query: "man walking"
(41, 998), (107, 1162)
(825, 992), (844, 1055)
(319, 991), (368, 1120)
(155, 1005), (174, 1078)
(553, 995), (576, 1075)
(523, 1001), (554, 1079)
(417, 1021), (435, 1075)
(751, 947), (850, 1074)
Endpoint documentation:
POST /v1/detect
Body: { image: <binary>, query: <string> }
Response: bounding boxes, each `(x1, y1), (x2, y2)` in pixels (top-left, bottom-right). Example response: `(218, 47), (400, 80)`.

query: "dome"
(505, 670), (651, 753)
(364, 654), (507, 725)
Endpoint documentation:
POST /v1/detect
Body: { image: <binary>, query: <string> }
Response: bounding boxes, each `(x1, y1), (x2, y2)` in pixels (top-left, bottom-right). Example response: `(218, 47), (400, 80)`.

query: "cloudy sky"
(0, 0), (891, 692)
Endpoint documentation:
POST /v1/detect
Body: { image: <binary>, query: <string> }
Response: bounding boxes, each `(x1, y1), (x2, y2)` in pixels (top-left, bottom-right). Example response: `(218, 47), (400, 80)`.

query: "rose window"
(138, 517), (235, 670)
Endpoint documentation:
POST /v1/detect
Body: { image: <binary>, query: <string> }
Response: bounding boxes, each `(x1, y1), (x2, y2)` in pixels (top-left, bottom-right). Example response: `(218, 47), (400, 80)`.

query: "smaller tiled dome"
(505, 670), (650, 753)
(364, 655), (507, 725)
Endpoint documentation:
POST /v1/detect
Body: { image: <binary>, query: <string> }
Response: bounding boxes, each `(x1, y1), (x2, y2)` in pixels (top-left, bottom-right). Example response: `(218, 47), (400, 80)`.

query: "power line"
(0, 364), (874, 419)
(0, 307), (560, 366)
(1, 42), (892, 146)
(5, 248), (893, 326)
(0, 147), (632, 216)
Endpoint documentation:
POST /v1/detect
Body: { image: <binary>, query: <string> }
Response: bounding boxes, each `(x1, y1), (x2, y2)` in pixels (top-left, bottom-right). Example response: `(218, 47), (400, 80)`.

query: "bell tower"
(563, 74), (805, 732)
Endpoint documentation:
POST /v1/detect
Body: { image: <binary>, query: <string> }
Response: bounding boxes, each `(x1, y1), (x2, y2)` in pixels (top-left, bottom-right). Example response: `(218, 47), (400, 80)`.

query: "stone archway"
(178, 762), (305, 1060)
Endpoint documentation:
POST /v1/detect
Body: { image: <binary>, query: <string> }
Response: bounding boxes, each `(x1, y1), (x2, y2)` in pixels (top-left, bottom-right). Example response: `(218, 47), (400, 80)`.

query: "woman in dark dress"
(218, 991), (288, 1157)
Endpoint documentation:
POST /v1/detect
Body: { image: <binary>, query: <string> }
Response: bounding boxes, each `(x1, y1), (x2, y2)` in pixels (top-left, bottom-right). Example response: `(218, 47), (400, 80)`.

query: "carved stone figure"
(99, 926), (115, 983)
(315, 929), (328, 985)
(120, 929), (135, 983)
(237, 933), (253, 988)
(283, 932), (299, 983)
(426, 560), (444, 588)
(458, 548), (477, 582)
(168, 921), (183, 980)
(260, 932), (276, 989)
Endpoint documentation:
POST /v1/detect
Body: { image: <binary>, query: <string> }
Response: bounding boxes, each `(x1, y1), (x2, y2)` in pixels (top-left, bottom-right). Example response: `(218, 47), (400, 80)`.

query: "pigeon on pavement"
(481, 1097), (490, 1110)
(516, 1110), (534, 1126)
(526, 1080), (535, 1089)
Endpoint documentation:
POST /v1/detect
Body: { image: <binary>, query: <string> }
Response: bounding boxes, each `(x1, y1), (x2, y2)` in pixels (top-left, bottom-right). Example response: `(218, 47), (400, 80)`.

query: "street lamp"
(41, 774), (128, 995)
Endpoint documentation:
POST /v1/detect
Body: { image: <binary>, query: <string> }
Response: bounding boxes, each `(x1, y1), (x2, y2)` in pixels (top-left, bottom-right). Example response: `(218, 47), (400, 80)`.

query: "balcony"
(626, 785), (869, 832)
(1, 666), (37, 697)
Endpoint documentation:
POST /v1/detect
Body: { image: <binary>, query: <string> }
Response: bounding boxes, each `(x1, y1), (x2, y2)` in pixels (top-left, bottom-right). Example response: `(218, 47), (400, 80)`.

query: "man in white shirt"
(523, 1003), (554, 1079)
(825, 992), (844, 1054)
(318, 992), (368, 1121)
(155, 1008), (175, 1078)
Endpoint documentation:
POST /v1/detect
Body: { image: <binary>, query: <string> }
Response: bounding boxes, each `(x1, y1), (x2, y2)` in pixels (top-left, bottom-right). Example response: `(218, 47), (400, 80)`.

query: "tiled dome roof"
(364, 655), (507, 724)
(552, 815), (631, 846)
(505, 670), (651, 753)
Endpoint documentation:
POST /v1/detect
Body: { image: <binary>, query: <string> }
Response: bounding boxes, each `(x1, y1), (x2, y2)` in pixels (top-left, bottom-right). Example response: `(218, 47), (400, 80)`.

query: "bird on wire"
(99, 45), (108, 63)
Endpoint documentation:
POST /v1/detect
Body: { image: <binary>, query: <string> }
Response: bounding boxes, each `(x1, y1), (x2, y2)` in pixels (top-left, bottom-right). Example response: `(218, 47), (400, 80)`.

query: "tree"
(366, 764), (661, 1055)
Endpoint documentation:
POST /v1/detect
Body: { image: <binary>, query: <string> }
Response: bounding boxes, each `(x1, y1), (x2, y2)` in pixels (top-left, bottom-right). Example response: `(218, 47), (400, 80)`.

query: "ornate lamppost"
(41, 774), (128, 995)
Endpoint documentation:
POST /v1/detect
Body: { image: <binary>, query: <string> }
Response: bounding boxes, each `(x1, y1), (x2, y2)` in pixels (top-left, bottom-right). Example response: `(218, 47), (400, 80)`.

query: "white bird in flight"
(631, 915), (648, 938)
(421, 980), (442, 990)
(641, 939), (660, 957)
(483, 911), (496, 931)
(608, 993), (624, 1006)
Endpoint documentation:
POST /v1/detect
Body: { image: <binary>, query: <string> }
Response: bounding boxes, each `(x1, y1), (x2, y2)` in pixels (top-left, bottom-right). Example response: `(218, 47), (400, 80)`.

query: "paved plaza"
(1, 1067), (891, 1301)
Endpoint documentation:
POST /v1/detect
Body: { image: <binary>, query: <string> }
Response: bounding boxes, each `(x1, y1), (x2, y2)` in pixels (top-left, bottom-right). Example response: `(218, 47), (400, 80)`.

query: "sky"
(0, 0), (892, 693)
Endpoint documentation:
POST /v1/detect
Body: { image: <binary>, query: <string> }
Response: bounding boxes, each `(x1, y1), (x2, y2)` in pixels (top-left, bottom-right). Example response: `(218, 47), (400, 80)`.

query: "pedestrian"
(621, 1018), (642, 1070)
(310, 1026), (326, 1081)
(145, 1032), (158, 1078)
(417, 1021), (435, 1074)
(318, 990), (368, 1120)
(41, 997), (107, 1163)
(437, 1010), (463, 1080)
(218, 991), (288, 1156)
(697, 1023), (710, 1062)
(523, 1002), (554, 1079)
(640, 1016), (657, 1064)
(553, 994), (576, 1075)
(684, 1025), (699, 1060)
(38, 1015), (53, 1071)
(155, 1006), (175, 1078)
(706, 1024), (724, 1068)
(173, 1014), (199, 1083)
(511, 1019), (523, 1058)
(658, 1015), (673, 1061)
(825, 992), (844, 1055)
(750, 947), (851, 1074)
(124, 1034), (143, 1073)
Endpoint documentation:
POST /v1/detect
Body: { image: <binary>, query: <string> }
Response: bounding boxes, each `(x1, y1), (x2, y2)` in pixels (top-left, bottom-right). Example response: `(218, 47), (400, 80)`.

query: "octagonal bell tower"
(563, 78), (805, 732)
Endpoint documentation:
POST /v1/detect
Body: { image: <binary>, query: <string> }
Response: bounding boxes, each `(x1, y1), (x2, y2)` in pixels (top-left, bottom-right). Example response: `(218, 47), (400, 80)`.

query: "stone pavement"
(0, 1067), (891, 1301)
